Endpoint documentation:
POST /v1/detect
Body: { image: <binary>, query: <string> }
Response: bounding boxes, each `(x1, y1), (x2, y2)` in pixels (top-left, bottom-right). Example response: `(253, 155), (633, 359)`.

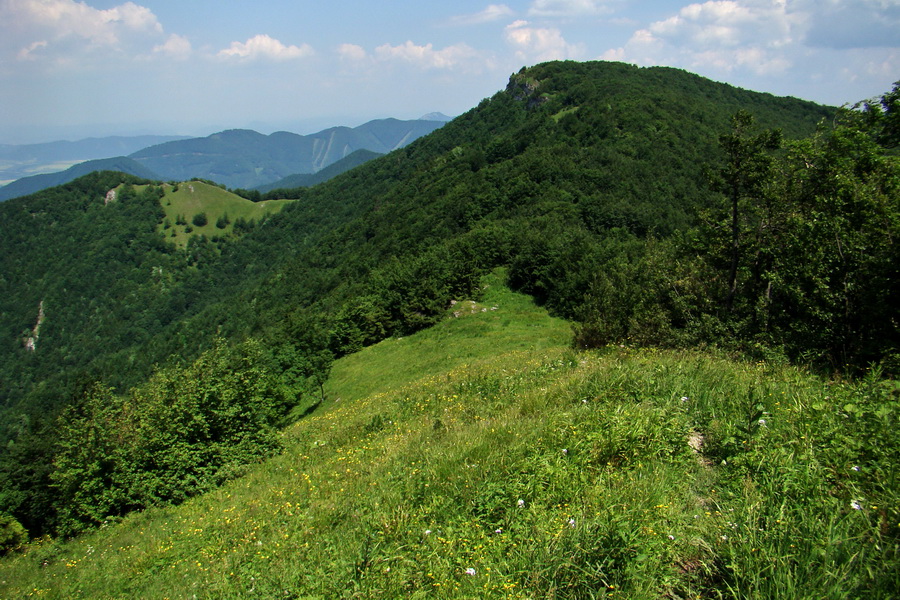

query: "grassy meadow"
(151, 181), (293, 246)
(1, 272), (897, 599)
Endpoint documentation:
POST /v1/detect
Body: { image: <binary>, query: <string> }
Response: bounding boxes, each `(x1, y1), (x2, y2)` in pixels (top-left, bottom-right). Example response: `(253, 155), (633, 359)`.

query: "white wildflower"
(465, 567), (476, 576)
(850, 500), (863, 511)
(517, 499), (525, 508)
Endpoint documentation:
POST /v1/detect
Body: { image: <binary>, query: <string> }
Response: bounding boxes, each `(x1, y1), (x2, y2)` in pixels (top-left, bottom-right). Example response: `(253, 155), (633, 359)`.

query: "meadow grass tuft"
(1, 273), (897, 598)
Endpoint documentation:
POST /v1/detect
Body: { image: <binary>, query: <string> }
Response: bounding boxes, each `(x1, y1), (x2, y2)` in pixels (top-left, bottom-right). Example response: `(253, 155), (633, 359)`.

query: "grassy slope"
(154, 181), (293, 246)
(1, 272), (897, 599)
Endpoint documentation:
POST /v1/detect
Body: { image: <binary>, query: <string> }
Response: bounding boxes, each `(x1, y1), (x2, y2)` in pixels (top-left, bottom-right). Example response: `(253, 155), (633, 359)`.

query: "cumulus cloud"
(505, 20), (584, 62)
(604, 1), (798, 75)
(449, 4), (515, 25)
(153, 33), (191, 60)
(5, 0), (163, 49)
(218, 34), (314, 61)
(1, 0), (199, 66)
(374, 40), (483, 70)
(528, 0), (615, 17)
(337, 43), (368, 62)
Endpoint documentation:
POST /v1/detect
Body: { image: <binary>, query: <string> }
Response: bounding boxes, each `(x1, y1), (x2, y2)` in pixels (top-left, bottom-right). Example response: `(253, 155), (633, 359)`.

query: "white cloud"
(337, 43), (368, 62)
(2, 0), (201, 67)
(218, 34), (314, 61)
(605, 1), (797, 75)
(528, 0), (615, 17)
(17, 39), (48, 60)
(505, 20), (584, 62)
(374, 40), (483, 70)
(153, 34), (191, 60)
(449, 4), (515, 25)
(4, 0), (164, 49)
(598, 0), (900, 104)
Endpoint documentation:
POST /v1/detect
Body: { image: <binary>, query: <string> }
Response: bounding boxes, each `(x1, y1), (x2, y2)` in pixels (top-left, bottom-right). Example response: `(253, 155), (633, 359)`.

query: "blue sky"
(1, 0), (898, 143)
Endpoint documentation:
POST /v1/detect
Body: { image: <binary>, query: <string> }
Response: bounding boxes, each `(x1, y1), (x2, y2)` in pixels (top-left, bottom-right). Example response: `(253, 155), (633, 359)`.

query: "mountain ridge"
(0, 62), (895, 582)
(0, 118), (446, 201)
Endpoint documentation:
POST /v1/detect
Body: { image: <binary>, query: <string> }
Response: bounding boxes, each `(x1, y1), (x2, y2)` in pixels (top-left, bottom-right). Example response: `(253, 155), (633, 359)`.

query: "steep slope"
(0, 157), (160, 201)
(0, 61), (837, 429)
(1, 273), (895, 598)
(7, 61), (894, 544)
(129, 118), (446, 189)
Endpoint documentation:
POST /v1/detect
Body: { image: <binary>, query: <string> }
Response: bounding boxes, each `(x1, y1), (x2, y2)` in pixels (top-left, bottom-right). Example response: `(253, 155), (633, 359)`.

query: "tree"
(192, 212), (208, 227)
(709, 111), (782, 313)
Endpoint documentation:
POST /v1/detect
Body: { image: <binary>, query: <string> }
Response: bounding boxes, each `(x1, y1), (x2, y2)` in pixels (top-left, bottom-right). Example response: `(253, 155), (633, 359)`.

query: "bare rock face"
(23, 300), (45, 351)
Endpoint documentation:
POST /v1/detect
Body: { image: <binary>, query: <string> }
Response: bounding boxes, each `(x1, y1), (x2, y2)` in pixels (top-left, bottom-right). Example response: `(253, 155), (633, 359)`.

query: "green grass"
(1, 273), (898, 599)
(152, 181), (293, 246)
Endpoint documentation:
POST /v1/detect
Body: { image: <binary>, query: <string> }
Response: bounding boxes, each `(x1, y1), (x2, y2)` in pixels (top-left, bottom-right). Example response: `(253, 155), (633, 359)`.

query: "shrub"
(0, 513), (27, 555)
(192, 212), (208, 227)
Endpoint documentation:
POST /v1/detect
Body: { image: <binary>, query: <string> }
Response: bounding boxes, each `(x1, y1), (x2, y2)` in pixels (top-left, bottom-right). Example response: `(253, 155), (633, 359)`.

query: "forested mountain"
(128, 118), (446, 189)
(0, 157), (161, 201)
(254, 148), (383, 193)
(0, 60), (896, 564)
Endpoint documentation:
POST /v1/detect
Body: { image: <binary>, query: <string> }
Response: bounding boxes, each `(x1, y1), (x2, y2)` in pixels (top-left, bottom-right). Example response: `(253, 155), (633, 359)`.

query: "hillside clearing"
(1, 272), (896, 599)
(147, 181), (293, 246)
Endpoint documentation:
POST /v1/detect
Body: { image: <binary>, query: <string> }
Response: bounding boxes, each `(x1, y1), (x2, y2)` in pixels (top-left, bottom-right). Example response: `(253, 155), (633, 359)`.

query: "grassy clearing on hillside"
(149, 181), (293, 246)
(1, 275), (897, 599)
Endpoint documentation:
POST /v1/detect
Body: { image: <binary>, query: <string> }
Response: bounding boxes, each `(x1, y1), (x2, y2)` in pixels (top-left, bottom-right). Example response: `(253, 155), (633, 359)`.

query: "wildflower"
(681, 396), (689, 402)
(568, 518), (576, 528)
(850, 500), (863, 511)
(668, 535), (675, 540)
(517, 499), (525, 508)
(851, 465), (860, 472)
(495, 528), (502, 534)
(465, 568), (476, 576)
(562, 448), (568, 455)
(758, 419), (767, 427)
(425, 529), (432, 535)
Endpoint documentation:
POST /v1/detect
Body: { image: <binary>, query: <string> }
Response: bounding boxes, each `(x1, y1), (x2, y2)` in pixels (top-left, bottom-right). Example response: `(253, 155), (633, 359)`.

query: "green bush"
(191, 212), (208, 227)
(0, 513), (27, 554)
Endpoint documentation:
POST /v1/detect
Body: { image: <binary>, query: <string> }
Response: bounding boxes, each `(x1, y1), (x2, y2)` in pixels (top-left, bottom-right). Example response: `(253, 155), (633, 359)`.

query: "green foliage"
(0, 514), (27, 555)
(0, 61), (887, 541)
(0, 293), (896, 598)
(191, 211), (208, 227)
(51, 339), (293, 535)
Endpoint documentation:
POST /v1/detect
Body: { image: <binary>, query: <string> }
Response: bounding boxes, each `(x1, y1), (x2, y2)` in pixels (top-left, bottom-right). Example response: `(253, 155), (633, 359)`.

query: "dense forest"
(0, 60), (897, 546)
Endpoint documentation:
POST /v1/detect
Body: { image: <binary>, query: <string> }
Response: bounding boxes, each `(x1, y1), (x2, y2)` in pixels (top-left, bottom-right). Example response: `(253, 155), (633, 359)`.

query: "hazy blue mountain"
(419, 112), (453, 122)
(255, 149), (383, 192)
(129, 118), (446, 189)
(0, 157), (160, 201)
(0, 135), (190, 181)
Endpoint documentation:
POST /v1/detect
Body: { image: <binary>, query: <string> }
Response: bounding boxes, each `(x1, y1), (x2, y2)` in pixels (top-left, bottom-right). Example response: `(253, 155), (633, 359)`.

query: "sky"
(1, 0), (898, 143)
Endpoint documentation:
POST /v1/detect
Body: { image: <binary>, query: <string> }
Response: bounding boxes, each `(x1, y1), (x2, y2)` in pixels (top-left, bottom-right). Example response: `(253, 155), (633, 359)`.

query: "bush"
(0, 513), (27, 555)
(192, 212), (208, 227)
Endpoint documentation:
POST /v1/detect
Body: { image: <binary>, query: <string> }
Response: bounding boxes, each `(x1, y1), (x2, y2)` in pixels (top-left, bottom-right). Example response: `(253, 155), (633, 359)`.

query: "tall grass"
(1, 275), (896, 599)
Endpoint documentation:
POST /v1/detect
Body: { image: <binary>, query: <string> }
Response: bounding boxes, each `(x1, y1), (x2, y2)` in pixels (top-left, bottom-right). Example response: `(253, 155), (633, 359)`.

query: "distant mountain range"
(0, 157), (160, 201)
(0, 117), (448, 201)
(0, 135), (190, 182)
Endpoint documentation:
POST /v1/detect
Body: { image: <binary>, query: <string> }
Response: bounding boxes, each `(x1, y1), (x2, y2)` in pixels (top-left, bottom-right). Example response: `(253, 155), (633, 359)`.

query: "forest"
(0, 60), (896, 567)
